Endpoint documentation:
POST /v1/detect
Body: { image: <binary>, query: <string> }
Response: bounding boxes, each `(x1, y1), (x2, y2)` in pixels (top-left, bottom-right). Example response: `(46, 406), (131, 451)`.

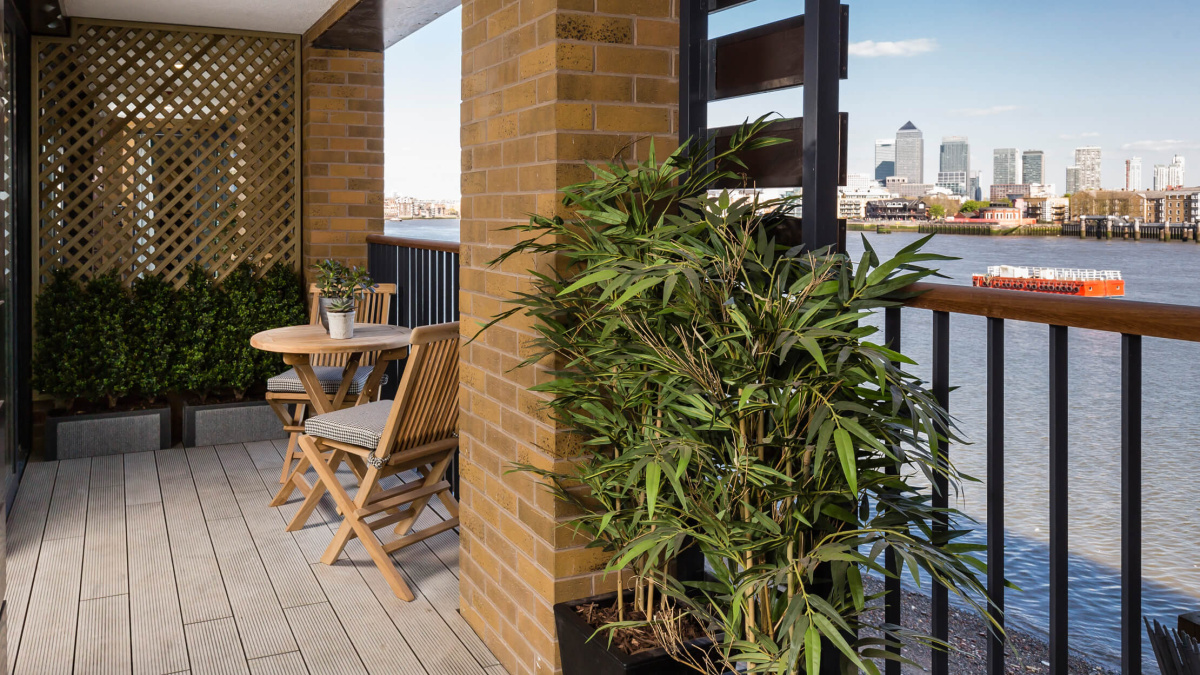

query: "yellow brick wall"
(457, 0), (679, 672)
(302, 47), (385, 276)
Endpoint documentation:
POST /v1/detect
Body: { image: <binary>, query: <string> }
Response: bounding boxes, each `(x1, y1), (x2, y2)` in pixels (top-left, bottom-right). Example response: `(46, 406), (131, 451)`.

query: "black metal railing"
(891, 283), (1200, 675)
(367, 234), (461, 495)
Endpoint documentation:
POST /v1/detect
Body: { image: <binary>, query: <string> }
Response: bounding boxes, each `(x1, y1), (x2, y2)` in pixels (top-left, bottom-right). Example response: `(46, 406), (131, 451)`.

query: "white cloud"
(950, 105), (1019, 117)
(1121, 139), (1200, 152)
(848, 38), (937, 58)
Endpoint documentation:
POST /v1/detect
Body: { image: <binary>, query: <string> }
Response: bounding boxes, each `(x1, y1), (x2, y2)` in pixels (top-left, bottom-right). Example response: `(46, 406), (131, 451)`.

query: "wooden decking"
(5, 440), (505, 675)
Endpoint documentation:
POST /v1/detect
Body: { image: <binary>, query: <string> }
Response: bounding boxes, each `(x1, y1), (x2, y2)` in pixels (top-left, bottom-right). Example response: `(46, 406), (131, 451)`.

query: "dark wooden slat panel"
(901, 282), (1200, 342)
(710, 6), (847, 101)
(709, 114), (846, 189)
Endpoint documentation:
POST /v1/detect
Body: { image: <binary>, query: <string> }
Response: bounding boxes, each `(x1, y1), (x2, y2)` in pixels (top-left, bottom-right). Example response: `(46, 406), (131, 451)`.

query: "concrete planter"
(46, 407), (171, 461)
(182, 400), (286, 447)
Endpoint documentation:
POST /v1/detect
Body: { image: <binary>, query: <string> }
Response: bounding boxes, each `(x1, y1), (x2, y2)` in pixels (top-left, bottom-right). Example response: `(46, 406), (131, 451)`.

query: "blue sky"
(384, 0), (1200, 198)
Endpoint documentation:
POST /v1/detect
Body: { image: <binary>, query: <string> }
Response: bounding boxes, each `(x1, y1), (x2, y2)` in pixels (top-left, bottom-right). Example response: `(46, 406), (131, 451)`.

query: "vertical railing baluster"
(1121, 333), (1142, 675)
(1050, 325), (1069, 672)
(986, 318), (1005, 675)
(883, 306), (902, 675)
(931, 311), (950, 675)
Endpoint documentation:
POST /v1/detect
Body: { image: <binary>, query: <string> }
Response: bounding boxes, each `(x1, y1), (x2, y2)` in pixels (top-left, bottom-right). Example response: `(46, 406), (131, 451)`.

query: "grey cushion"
(304, 400), (393, 449)
(267, 366), (386, 395)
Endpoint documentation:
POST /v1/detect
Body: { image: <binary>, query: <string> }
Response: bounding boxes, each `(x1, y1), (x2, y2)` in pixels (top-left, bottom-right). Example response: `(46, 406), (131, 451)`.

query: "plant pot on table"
(554, 591), (726, 675)
(328, 311), (355, 339)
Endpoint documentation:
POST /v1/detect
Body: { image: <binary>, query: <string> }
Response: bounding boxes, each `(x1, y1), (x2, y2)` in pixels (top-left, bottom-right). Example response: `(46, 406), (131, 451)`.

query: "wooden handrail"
(902, 282), (1200, 343)
(366, 234), (460, 254)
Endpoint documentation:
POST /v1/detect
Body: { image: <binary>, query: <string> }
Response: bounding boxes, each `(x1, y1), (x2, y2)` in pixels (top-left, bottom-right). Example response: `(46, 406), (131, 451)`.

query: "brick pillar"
(457, 0), (679, 673)
(302, 47), (385, 276)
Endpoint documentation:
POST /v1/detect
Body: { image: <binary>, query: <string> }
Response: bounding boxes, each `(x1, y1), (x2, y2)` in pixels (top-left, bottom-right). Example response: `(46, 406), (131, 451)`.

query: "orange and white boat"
(972, 265), (1125, 297)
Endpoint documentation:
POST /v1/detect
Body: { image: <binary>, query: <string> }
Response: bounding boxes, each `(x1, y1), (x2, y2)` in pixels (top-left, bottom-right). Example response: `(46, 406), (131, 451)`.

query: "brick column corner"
(457, 0), (679, 673)
(301, 47), (385, 278)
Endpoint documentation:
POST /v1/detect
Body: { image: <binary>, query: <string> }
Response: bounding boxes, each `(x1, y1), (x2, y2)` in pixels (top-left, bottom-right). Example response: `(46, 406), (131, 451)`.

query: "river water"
(388, 220), (1198, 671)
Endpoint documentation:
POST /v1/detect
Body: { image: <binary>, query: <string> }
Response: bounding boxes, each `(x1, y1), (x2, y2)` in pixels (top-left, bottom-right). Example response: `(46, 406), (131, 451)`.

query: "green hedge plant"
(33, 263), (306, 409)
(487, 118), (999, 674)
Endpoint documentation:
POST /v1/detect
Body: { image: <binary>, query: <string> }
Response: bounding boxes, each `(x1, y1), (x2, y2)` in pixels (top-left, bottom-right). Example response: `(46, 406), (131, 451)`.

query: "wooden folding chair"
(265, 283), (396, 506)
(290, 322), (460, 601)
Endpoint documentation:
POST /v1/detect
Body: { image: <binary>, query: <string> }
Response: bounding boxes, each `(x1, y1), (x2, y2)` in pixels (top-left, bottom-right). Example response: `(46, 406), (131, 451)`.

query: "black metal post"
(1121, 334), (1142, 675)
(801, 0), (843, 252)
(986, 318), (1005, 675)
(1050, 325), (1069, 673)
(678, 0), (709, 152)
(883, 306), (903, 675)
(931, 311), (950, 675)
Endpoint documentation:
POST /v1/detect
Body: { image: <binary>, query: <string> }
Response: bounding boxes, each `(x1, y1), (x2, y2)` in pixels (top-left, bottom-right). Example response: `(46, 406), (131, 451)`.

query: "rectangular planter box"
(554, 592), (721, 675)
(46, 408), (171, 461)
(182, 400), (287, 447)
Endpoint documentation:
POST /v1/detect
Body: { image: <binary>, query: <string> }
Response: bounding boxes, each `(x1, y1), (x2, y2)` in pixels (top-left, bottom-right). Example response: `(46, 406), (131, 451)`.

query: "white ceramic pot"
(328, 311), (355, 340)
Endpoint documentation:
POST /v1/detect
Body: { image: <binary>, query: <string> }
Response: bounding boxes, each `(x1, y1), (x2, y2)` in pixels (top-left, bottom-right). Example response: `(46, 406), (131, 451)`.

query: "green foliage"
(958, 200), (990, 214)
(312, 259), (374, 301)
(928, 204), (947, 219)
(487, 118), (998, 674)
(33, 263), (307, 407)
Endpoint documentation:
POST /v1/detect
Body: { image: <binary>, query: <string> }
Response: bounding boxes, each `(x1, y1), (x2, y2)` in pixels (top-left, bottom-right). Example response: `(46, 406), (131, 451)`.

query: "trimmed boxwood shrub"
(33, 263), (307, 409)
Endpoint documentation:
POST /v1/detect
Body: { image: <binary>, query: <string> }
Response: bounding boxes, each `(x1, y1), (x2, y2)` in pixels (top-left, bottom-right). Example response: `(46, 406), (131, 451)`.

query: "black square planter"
(45, 407), (171, 461)
(554, 591), (722, 675)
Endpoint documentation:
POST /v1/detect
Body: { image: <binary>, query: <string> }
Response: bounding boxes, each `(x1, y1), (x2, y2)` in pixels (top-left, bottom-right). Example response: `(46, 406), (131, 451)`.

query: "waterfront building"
(874, 139), (896, 183)
(993, 148), (1020, 186)
(1022, 150), (1045, 185)
(895, 122), (924, 184)
(838, 185), (894, 219)
(1075, 146), (1102, 191)
(1066, 166), (1082, 194)
(1126, 157), (1143, 191)
(1023, 196), (1070, 223)
(939, 136), (970, 186)
(946, 206), (1035, 227)
(865, 198), (929, 221)
(1069, 190), (1146, 220)
(936, 171), (968, 196)
(1145, 188), (1200, 223)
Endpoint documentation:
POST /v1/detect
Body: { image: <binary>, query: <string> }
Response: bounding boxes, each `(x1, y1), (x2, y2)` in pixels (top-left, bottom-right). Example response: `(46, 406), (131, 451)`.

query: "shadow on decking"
(4, 440), (505, 675)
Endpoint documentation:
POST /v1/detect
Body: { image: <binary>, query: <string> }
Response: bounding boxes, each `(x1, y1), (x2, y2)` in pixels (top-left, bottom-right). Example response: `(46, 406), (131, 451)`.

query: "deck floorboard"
(6, 445), (502, 674)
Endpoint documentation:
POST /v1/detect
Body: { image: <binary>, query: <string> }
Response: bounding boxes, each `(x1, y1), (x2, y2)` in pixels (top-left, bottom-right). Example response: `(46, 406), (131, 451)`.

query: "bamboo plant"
(488, 117), (999, 674)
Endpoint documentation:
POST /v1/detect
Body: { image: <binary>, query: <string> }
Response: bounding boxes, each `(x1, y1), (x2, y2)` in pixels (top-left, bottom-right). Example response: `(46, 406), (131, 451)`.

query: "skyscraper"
(969, 171), (982, 201)
(1066, 166), (1082, 195)
(993, 148), (1019, 186)
(938, 136), (969, 196)
(1168, 155), (1186, 188)
(874, 140), (896, 183)
(894, 122), (924, 185)
(1126, 158), (1143, 191)
(1154, 164), (1170, 191)
(1075, 146), (1102, 191)
(1022, 150), (1045, 185)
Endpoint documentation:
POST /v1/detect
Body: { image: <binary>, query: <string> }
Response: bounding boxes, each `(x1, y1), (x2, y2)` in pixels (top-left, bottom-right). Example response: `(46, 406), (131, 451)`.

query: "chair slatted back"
(306, 283), (396, 367)
(377, 322), (460, 457)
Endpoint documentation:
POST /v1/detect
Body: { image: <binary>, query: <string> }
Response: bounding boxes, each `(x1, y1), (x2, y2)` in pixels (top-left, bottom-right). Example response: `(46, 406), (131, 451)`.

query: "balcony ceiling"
(59, 0), (345, 35)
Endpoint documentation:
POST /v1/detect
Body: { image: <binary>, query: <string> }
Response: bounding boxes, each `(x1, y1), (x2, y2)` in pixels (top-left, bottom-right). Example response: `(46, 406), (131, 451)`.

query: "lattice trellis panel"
(34, 20), (300, 288)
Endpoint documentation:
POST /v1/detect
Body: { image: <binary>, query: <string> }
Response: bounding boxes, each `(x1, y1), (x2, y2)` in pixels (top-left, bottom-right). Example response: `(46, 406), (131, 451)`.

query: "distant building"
(1069, 190), (1146, 220)
(874, 140), (896, 183)
(939, 136), (970, 193)
(1022, 150), (1045, 185)
(1023, 196), (1070, 224)
(885, 176), (909, 189)
(1168, 155), (1186, 189)
(946, 207), (1036, 228)
(991, 183), (1032, 203)
(969, 170), (982, 200)
(1153, 165), (1170, 191)
(843, 173), (877, 189)
(936, 171), (968, 196)
(895, 122), (924, 184)
(1075, 146), (1102, 191)
(894, 183), (939, 198)
(1143, 188), (1200, 223)
(993, 148), (1020, 186)
(1066, 166), (1082, 194)
(1126, 157), (1143, 191)
(838, 185), (894, 219)
(866, 198), (929, 221)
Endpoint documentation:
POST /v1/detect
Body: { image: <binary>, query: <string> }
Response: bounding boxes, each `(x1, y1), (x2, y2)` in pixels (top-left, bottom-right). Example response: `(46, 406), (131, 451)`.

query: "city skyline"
(381, 0), (1200, 198)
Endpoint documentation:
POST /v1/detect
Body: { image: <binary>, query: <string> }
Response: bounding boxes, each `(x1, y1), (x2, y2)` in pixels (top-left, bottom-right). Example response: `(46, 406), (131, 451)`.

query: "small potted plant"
(312, 260), (374, 336)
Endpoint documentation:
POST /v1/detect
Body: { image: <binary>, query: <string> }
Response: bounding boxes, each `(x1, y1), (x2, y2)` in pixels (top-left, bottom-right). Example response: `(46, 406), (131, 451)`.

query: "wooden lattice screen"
(34, 20), (301, 289)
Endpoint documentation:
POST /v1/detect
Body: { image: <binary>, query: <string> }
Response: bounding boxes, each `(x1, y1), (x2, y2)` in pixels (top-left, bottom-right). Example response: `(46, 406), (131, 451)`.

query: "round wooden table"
(251, 324), (413, 415)
(252, 323), (412, 507)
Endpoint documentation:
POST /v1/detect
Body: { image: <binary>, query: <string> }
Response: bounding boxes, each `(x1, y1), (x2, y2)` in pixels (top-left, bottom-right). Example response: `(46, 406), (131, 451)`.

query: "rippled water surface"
(386, 220), (1198, 671)
(846, 232), (1200, 672)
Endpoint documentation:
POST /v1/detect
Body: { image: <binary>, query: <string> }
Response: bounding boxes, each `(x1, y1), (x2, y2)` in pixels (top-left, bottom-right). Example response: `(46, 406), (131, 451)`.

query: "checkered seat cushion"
(304, 400), (393, 449)
(267, 366), (386, 396)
